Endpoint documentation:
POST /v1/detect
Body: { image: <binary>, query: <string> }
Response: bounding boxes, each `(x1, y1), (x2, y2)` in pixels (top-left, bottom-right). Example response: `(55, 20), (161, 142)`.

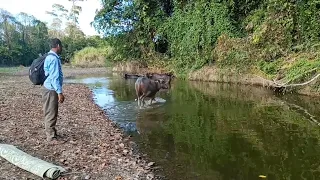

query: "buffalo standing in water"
(135, 77), (169, 107)
(146, 72), (174, 88)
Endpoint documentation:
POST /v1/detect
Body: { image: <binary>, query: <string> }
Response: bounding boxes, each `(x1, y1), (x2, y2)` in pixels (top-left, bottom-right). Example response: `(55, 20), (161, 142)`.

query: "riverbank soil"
(111, 61), (320, 97)
(0, 67), (156, 180)
(188, 66), (320, 97)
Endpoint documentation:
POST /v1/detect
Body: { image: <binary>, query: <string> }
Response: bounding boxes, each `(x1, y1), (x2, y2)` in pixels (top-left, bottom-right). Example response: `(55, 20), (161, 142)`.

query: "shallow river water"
(65, 72), (320, 180)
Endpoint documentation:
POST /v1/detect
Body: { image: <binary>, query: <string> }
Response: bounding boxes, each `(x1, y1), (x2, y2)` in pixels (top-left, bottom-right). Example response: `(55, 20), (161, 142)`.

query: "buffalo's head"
(155, 78), (169, 89)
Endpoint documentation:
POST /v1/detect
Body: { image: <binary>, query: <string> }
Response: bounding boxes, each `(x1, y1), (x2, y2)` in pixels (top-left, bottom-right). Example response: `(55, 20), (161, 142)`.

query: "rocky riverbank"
(0, 67), (157, 180)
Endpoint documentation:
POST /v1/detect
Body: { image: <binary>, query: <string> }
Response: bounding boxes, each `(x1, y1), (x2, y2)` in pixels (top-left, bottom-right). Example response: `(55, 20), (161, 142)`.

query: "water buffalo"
(146, 72), (174, 86)
(124, 73), (143, 79)
(135, 77), (169, 107)
(146, 73), (174, 83)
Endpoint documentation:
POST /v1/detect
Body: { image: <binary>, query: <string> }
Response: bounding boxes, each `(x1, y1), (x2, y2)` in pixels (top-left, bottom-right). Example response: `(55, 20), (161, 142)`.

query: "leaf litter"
(0, 68), (158, 180)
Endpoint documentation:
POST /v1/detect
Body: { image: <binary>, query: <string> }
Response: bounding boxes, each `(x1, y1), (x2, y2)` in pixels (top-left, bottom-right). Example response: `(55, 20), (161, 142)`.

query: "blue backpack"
(28, 53), (56, 85)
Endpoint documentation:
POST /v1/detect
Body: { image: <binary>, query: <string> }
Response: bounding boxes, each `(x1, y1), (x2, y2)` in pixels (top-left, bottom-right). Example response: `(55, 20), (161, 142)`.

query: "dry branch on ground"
(254, 73), (320, 92)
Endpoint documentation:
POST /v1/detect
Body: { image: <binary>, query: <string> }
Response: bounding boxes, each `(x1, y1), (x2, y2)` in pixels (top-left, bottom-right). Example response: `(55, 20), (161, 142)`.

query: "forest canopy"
(93, 0), (320, 78)
(1, 0), (319, 88)
(0, 0), (106, 66)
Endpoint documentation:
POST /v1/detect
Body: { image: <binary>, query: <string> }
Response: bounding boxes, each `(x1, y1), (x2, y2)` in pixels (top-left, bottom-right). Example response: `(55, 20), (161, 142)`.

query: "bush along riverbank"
(91, 0), (320, 97)
(188, 34), (320, 96)
(107, 25), (320, 97)
(110, 46), (320, 97)
(0, 67), (158, 180)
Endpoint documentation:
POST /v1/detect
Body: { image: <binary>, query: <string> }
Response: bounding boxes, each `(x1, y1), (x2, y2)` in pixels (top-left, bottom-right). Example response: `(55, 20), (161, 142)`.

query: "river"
(65, 72), (320, 180)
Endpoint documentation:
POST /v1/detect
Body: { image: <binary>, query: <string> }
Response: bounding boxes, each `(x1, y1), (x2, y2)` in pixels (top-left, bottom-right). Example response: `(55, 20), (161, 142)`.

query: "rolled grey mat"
(0, 144), (66, 179)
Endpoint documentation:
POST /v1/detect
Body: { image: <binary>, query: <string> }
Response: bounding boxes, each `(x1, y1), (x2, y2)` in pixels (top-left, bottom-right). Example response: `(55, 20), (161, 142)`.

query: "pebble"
(1, 74), (153, 180)
(72, 176), (81, 180)
(146, 173), (154, 180)
(123, 149), (129, 155)
(115, 176), (123, 180)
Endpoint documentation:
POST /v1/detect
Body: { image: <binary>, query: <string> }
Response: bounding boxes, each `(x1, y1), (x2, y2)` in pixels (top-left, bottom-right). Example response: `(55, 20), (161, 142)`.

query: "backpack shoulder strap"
(47, 52), (60, 59)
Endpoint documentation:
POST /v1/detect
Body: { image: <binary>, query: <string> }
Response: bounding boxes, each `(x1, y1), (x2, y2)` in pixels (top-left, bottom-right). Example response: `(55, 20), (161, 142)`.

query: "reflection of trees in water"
(107, 78), (137, 101)
(136, 80), (320, 180)
(135, 106), (167, 134)
(190, 80), (320, 125)
(188, 80), (278, 105)
(280, 94), (320, 118)
(88, 81), (104, 88)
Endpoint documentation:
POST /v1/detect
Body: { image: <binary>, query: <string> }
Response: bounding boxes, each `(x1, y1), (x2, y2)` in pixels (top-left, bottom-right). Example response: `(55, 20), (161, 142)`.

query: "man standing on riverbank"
(42, 38), (65, 145)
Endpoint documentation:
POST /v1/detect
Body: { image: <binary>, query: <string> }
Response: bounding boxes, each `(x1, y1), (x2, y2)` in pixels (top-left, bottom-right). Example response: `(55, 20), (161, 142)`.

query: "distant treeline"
(0, 2), (107, 66)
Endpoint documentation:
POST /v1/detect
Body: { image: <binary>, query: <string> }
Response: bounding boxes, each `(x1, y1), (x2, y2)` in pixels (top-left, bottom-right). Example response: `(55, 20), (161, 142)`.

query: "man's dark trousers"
(42, 87), (58, 141)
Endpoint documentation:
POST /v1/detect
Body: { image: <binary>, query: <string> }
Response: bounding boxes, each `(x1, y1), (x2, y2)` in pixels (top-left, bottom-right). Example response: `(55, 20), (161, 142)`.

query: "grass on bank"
(71, 46), (114, 68)
(211, 33), (320, 87)
(0, 66), (25, 75)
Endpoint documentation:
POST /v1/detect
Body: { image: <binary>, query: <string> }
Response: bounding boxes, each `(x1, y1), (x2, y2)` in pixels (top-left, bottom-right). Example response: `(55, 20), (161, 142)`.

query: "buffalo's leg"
(139, 96), (145, 107)
(140, 94), (146, 107)
(143, 91), (153, 106)
(136, 93), (141, 106)
(150, 95), (156, 105)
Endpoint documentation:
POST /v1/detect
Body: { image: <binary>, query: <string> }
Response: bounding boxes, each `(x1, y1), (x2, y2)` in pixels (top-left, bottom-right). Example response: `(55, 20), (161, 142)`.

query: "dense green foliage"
(71, 46), (114, 67)
(93, 0), (320, 84)
(0, 1), (105, 66)
(0, 10), (49, 66)
(1, 0), (319, 87)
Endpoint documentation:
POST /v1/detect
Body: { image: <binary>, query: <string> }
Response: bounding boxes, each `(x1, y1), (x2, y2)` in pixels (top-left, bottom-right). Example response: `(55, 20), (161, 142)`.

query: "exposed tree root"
(255, 72), (320, 93)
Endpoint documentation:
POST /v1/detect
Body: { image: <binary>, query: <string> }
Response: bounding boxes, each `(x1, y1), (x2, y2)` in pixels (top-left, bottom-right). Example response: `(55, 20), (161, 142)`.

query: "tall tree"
(46, 3), (69, 39)
(0, 9), (50, 66)
(0, 9), (21, 65)
(68, 0), (86, 25)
